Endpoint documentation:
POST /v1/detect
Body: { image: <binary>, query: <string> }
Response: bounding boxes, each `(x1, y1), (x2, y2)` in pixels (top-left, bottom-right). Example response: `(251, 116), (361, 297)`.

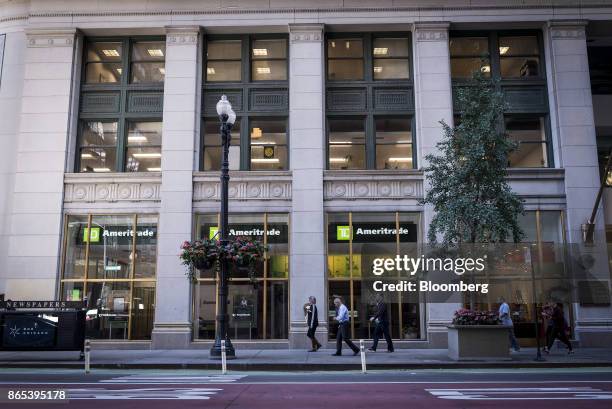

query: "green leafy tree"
(422, 71), (523, 244)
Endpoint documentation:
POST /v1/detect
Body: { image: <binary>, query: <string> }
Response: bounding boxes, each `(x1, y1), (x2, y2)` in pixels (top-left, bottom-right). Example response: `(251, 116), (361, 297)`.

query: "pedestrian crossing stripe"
(100, 374), (246, 384)
(67, 388), (222, 400)
(427, 387), (612, 400)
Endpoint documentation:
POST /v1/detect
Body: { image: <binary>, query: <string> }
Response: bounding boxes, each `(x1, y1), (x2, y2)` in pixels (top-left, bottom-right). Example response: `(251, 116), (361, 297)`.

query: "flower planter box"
(447, 324), (512, 361)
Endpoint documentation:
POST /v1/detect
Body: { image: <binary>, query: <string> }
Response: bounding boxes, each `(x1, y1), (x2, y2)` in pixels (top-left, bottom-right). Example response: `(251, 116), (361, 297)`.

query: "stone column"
(287, 24), (327, 348)
(547, 20), (612, 346)
(412, 22), (459, 347)
(5, 29), (77, 300)
(151, 26), (200, 349)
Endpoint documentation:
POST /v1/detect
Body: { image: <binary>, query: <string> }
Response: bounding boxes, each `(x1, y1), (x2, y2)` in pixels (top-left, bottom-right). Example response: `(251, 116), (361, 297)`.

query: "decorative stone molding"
(165, 26), (200, 45)
(26, 28), (76, 48)
(194, 171), (292, 201)
(324, 171), (423, 201)
(413, 22), (450, 42)
(289, 24), (324, 43)
(548, 20), (587, 40)
(64, 173), (161, 203)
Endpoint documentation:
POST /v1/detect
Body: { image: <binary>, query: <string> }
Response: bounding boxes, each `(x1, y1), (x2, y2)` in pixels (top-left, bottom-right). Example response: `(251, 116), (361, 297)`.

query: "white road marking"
(427, 387), (612, 400)
(67, 387), (222, 400)
(100, 374), (246, 384)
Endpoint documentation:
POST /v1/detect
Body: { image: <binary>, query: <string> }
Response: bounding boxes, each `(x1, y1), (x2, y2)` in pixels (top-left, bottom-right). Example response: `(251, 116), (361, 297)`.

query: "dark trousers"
(547, 325), (572, 351)
(336, 322), (359, 354)
(307, 326), (321, 349)
(371, 321), (394, 351)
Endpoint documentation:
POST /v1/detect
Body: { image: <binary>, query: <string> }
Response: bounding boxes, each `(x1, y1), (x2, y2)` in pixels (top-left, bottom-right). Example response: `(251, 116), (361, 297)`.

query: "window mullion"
(490, 32), (502, 86)
(241, 116), (249, 170)
(243, 35), (250, 84)
(366, 115), (375, 169)
(364, 34), (373, 82)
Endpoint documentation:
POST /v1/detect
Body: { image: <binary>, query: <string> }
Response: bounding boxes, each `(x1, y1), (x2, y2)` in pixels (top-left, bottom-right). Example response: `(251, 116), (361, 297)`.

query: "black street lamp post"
(210, 95), (236, 359)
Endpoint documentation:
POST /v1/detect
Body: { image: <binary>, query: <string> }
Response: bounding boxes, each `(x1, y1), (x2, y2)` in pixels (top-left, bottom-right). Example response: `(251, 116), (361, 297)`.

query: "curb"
(2, 362), (612, 371)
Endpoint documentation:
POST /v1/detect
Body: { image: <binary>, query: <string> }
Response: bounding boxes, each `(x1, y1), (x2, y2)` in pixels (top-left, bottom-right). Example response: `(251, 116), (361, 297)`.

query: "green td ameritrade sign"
(329, 223), (417, 243)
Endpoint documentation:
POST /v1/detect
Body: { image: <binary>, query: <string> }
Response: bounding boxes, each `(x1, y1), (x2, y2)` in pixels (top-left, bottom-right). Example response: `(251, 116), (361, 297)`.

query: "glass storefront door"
(194, 213), (289, 340)
(327, 212), (422, 340)
(61, 214), (157, 340)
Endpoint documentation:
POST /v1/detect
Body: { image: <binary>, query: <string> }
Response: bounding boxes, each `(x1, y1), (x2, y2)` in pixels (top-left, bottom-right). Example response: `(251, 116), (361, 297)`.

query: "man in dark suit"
(306, 296), (321, 352)
(368, 294), (394, 352)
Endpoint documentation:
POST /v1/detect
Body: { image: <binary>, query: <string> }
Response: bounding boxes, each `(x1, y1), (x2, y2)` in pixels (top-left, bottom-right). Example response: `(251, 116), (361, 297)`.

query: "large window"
(203, 35), (288, 171)
(327, 38), (364, 81)
(449, 36), (490, 79)
(61, 214), (157, 340)
(194, 213), (289, 340)
(505, 116), (549, 167)
(327, 212), (422, 341)
(450, 31), (551, 168)
(77, 38), (165, 173)
(327, 117), (414, 170)
(326, 33), (415, 170)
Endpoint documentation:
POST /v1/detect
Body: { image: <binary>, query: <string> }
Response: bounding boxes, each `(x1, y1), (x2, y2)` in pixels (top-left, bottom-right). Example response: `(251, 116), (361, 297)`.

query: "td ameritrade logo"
(336, 225), (413, 241)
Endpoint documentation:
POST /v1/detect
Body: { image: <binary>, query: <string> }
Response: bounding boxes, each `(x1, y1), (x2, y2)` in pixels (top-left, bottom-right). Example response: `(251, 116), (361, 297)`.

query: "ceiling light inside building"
(256, 67), (271, 74)
(93, 167), (111, 172)
(251, 158), (280, 163)
(158, 67), (165, 75)
(128, 136), (148, 143)
(253, 48), (268, 56)
(102, 49), (120, 57)
(116, 68), (122, 75)
(251, 128), (263, 138)
(373, 48), (388, 55)
(499, 46), (510, 55)
(345, 41), (350, 49)
(147, 167), (162, 172)
(207, 67), (216, 74)
(251, 141), (276, 145)
(147, 49), (164, 57)
(373, 66), (383, 73)
(132, 153), (162, 158)
(481, 65), (491, 73)
(388, 157), (412, 162)
(80, 153), (94, 159)
(331, 41), (336, 48)
(329, 157), (349, 163)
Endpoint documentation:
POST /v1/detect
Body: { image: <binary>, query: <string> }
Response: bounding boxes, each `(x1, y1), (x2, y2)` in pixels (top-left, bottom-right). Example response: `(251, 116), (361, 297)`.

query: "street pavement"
(1, 368), (612, 408)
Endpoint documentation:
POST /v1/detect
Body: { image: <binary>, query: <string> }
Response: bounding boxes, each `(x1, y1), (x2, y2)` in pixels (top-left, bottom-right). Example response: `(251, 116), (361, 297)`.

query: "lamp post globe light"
(210, 95), (236, 359)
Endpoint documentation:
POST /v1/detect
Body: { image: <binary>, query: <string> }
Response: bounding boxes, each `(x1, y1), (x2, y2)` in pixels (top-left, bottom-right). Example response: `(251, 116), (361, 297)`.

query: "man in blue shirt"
(499, 296), (520, 352)
(332, 297), (359, 356)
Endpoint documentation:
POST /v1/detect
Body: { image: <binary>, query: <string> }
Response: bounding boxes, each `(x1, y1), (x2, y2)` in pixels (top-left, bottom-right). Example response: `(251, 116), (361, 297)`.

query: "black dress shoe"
(332, 352), (341, 356)
(387, 350), (394, 353)
(367, 348), (376, 352)
(353, 350), (360, 356)
(308, 349), (317, 352)
(316, 345), (321, 351)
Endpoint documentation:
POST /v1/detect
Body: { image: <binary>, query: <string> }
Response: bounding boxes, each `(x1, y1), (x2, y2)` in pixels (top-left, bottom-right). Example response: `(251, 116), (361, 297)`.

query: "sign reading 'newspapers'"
(0, 301), (85, 310)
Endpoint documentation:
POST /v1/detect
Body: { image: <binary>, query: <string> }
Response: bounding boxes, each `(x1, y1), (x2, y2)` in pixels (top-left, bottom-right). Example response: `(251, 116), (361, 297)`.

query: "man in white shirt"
(332, 298), (359, 356)
(499, 296), (520, 351)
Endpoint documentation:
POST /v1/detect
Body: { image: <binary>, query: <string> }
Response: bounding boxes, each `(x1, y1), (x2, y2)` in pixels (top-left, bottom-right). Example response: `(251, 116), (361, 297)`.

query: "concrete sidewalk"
(1, 347), (611, 370)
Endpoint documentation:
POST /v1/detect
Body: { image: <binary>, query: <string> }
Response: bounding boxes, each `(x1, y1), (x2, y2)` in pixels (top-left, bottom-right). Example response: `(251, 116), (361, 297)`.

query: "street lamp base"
(210, 337), (237, 360)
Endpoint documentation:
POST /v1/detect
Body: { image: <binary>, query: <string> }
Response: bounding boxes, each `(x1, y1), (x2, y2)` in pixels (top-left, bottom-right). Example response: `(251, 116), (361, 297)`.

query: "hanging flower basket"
(179, 236), (266, 282)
